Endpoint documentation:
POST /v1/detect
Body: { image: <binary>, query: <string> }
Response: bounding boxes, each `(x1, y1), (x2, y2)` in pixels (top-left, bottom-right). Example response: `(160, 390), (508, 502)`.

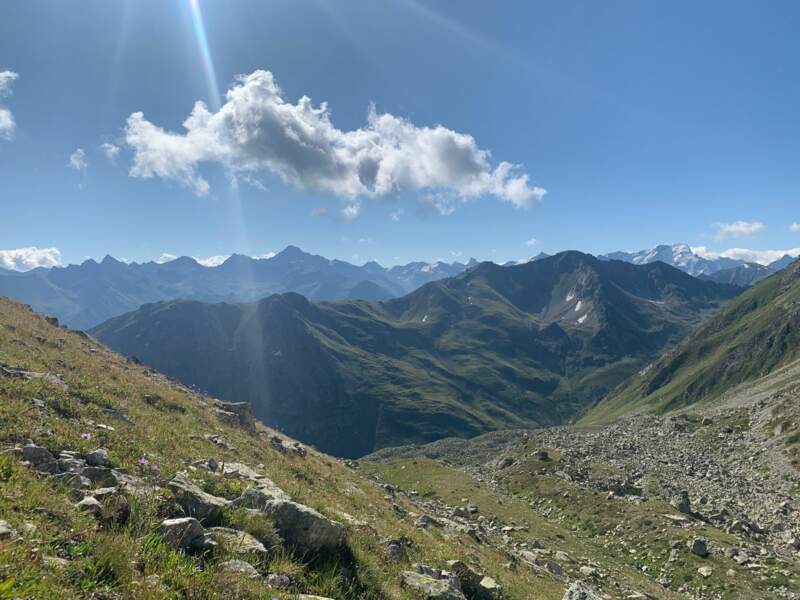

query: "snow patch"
(574, 300), (583, 312)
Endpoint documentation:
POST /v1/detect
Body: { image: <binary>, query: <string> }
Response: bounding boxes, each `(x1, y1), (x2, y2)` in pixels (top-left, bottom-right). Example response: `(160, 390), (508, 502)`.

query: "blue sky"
(1, 0), (799, 269)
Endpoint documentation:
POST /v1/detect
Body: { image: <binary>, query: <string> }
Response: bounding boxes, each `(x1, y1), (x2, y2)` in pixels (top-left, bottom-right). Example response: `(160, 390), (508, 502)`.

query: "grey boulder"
(231, 481), (291, 508)
(160, 517), (206, 550)
(251, 499), (345, 552)
(215, 559), (261, 579)
(399, 565), (466, 600)
(207, 527), (268, 557)
(167, 473), (229, 525)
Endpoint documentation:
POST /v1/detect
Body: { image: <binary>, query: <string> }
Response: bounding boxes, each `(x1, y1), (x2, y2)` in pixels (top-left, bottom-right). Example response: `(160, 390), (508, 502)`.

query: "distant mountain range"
(1, 242), (792, 331)
(0, 246), (476, 329)
(586, 256), (800, 424)
(91, 251), (739, 457)
(602, 243), (794, 280)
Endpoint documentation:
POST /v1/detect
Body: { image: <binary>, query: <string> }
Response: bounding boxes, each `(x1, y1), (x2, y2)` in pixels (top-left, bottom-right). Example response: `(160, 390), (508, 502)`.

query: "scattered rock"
(266, 573), (292, 588)
(698, 566), (713, 578)
(399, 564), (466, 600)
(385, 538), (408, 563)
(415, 514), (442, 529)
(216, 559), (261, 579)
(81, 466), (118, 488)
(562, 581), (603, 600)
(100, 493), (131, 526)
(22, 443), (59, 473)
(207, 527), (268, 557)
(670, 490), (691, 515)
(167, 473), (228, 524)
(0, 520), (18, 541)
(447, 560), (501, 599)
(75, 496), (102, 515)
(231, 481), (291, 508)
(255, 499), (345, 552)
(534, 449), (550, 461)
(84, 448), (111, 467)
(687, 537), (709, 557)
(159, 517), (206, 550)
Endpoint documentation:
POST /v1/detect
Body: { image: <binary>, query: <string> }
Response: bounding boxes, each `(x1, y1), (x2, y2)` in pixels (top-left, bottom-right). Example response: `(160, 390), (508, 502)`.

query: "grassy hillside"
(91, 252), (738, 457)
(0, 295), (581, 599)
(584, 258), (800, 425)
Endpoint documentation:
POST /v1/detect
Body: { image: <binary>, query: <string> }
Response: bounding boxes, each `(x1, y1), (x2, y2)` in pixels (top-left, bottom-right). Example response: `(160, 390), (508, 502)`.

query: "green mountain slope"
(91, 252), (738, 457)
(1, 295), (585, 599)
(584, 258), (800, 424)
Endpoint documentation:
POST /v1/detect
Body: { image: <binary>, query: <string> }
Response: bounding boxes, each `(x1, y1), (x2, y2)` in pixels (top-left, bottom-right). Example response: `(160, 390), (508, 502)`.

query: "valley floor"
(365, 361), (800, 599)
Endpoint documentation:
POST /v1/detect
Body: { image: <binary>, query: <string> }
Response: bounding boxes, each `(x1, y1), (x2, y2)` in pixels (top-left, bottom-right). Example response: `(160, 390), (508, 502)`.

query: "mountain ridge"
(0, 246), (476, 330)
(584, 257), (800, 424)
(91, 251), (739, 457)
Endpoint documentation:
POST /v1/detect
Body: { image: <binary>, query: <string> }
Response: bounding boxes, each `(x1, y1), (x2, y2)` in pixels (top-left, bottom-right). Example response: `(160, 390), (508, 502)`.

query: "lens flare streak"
(188, 0), (221, 110)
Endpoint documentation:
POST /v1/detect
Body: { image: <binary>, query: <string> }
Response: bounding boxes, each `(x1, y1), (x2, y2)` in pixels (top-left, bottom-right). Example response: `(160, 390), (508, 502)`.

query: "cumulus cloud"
(254, 251), (276, 260)
(0, 246), (61, 271)
(0, 70), (18, 141)
(790, 223), (800, 233)
(526, 237), (538, 247)
(124, 70), (545, 212)
(69, 148), (88, 171)
(693, 245), (800, 265)
(155, 253), (177, 264)
(100, 142), (120, 161)
(711, 220), (764, 241)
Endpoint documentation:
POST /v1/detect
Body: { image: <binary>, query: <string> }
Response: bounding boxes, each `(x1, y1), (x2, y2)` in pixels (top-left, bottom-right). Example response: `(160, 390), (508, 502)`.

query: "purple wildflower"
(80, 432), (92, 441)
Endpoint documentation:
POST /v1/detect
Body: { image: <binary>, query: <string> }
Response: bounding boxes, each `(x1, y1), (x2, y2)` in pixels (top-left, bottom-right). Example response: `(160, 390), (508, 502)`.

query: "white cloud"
(341, 202), (361, 221)
(0, 71), (16, 97)
(418, 193), (457, 216)
(156, 253), (177, 264)
(194, 254), (229, 267)
(390, 208), (404, 222)
(526, 237), (538, 247)
(790, 223), (800, 233)
(692, 245), (800, 265)
(100, 142), (120, 161)
(69, 148), (88, 171)
(0, 70), (18, 141)
(124, 70), (545, 212)
(0, 246), (61, 271)
(254, 251), (276, 260)
(711, 220), (764, 241)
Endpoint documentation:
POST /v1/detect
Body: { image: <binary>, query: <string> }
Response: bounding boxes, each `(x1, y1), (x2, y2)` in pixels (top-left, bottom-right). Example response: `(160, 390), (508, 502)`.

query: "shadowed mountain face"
(91, 252), (739, 457)
(586, 258), (800, 424)
(0, 247), (474, 330)
(698, 262), (774, 287)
